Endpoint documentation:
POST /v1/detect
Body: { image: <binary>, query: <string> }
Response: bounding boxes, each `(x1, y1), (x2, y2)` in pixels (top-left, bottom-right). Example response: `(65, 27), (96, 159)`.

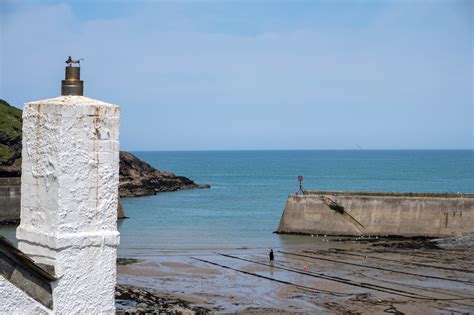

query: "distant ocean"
(116, 150), (474, 257)
(1, 150), (472, 256)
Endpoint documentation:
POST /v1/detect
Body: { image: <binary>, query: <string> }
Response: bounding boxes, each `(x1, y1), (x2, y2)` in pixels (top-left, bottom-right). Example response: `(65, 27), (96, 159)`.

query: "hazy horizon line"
(126, 148), (474, 152)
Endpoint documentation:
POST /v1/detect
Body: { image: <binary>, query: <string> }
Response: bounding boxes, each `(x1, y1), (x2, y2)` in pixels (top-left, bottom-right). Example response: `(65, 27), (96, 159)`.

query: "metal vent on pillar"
(61, 56), (84, 96)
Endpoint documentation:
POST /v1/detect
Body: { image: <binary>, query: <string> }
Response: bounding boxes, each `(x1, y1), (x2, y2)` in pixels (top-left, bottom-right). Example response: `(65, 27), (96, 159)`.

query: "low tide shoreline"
(116, 235), (474, 314)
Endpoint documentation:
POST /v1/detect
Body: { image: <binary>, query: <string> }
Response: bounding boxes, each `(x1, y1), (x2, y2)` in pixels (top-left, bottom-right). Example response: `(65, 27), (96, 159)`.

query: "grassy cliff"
(0, 99), (208, 195)
(0, 100), (22, 167)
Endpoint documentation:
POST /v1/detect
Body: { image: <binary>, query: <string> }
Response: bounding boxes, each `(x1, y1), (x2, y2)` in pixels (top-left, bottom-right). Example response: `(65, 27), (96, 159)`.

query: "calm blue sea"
(1, 150), (472, 255)
(116, 150), (474, 257)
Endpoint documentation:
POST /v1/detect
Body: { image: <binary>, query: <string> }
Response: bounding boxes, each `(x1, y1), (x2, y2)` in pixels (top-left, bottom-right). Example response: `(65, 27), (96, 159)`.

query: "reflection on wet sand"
(117, 235), (474, 314)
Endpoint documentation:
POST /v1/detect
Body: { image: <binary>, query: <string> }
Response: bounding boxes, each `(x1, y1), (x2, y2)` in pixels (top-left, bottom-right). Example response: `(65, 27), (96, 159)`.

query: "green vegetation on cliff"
(0, 100), (22, 165)
(0, 99), (208, 194)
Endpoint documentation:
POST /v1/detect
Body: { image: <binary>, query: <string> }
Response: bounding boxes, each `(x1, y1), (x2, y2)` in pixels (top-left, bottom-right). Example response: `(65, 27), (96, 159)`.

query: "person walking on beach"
(269, 249), (274, 262)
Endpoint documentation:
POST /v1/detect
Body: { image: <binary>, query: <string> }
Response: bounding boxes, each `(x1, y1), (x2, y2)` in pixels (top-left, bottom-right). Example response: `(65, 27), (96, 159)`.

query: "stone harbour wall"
(0, 177), (21, 223)
(277, 191), (474, 237)
(0, 176), (125, 224)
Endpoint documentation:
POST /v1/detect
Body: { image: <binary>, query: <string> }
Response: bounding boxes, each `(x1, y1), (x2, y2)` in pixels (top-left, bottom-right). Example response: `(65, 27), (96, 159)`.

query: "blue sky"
(1, 0), (472, 150)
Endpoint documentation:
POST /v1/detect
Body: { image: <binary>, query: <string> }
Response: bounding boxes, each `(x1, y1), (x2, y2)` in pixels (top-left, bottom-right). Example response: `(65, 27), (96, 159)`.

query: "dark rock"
(0, 218), (20, 226)
(372, 238), (441, 250)
(119, 151), (210, 197)
(0, 159), (21, 177)
(116, 284), (212, 314)
(0, 100), (210, 198)
(0, 100), (22, 177)
(117, 257), (142, 266)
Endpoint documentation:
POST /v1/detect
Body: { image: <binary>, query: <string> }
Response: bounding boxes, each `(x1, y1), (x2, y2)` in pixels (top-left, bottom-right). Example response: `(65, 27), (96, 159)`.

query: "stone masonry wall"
(277, 191), (474, 237)
(0, 178), (21, 222)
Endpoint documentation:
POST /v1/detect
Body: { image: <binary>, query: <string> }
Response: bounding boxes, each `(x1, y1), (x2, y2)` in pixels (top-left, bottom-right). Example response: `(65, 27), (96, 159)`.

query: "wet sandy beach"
(117, 237), (474, 314)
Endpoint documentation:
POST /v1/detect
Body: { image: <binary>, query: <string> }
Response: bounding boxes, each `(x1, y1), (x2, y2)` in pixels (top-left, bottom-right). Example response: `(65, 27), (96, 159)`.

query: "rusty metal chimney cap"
(61, 56), (84, 96)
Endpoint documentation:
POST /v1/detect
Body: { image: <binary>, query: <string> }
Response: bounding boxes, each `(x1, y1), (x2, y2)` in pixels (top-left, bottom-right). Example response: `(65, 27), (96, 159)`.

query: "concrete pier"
(277, 191), (474, 237)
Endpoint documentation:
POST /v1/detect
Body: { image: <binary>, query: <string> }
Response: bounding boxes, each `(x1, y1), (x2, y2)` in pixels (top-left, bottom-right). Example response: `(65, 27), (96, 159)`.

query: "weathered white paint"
(0, 276), (51, 314)
(16, 95), (120, 314)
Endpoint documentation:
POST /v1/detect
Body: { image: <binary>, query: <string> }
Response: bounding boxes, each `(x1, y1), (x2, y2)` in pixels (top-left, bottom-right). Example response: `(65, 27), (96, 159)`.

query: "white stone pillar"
(17, 95), (120, 314)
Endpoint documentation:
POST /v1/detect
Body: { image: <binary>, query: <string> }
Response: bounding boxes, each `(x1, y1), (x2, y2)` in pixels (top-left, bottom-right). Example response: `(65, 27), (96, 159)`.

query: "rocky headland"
(0, 100), (22, 177)
(0, 99), (209, 197)
(119, 151), (209, 197)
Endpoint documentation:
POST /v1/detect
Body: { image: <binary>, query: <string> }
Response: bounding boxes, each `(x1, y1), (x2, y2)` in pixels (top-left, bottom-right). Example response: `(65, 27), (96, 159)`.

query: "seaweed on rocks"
(0, 219), (20, 226)
(116, 284), (211, 315)
(116, 258), (142, 266)
(371, 238), (441, 250)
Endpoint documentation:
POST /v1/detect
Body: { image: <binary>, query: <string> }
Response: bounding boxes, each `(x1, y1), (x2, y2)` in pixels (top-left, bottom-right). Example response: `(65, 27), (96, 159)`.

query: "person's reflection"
(269, 249), (274, 277)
